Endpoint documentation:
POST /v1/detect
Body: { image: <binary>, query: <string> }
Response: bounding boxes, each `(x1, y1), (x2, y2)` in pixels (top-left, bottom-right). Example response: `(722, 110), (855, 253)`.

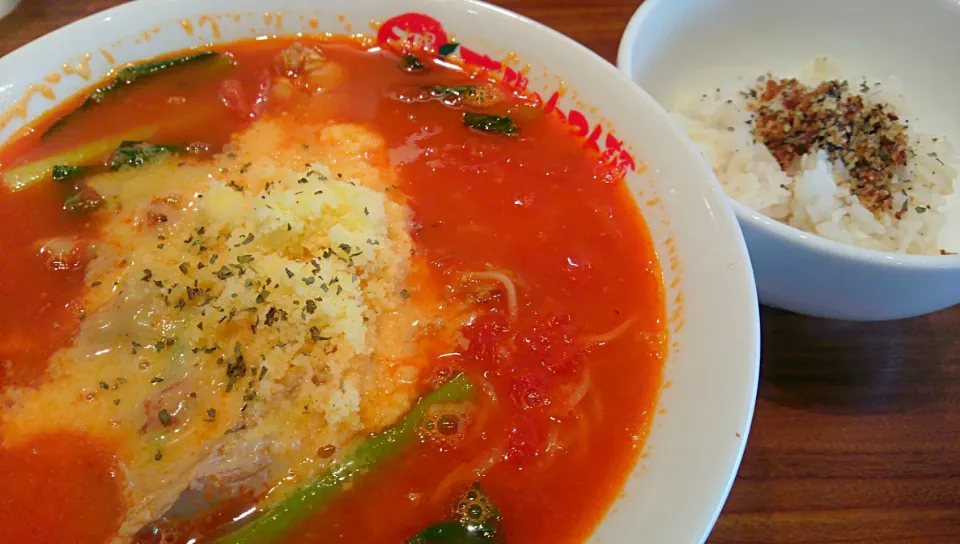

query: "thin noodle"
(589, 390), (604, 423)
(544, 423), (562, 455)
(566, 369), (591, 408)
(572, 414), (590, 458)
(536, 423), (564, 470)
(548, 369), (591, 418)
(430, 446), (504, 504)
(474, 373), (499, 405)
(473, 447), (505, 475)
(462, 271), (518, 322)
(581, 316), (636, 347)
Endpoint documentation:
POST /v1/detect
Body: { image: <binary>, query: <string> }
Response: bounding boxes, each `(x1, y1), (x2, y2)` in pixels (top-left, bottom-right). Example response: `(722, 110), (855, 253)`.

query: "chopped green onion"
(463, 113), (517, 136)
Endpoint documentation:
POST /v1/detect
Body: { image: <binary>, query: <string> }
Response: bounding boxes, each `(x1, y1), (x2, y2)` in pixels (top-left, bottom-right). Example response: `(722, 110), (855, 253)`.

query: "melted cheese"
(0, 119), (430, 540)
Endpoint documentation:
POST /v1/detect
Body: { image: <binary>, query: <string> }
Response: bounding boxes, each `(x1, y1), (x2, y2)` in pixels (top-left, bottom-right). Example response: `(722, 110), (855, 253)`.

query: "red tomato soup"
(0, 38), (665, 544)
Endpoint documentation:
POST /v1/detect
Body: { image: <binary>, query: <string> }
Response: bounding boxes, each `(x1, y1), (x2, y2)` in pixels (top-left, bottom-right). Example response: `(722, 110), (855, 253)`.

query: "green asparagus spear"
(215, 373), (475, 544)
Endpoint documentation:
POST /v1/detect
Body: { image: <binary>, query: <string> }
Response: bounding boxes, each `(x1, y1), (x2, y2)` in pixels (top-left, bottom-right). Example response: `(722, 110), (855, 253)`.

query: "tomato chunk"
(461, 312), (510, 367)
(505, 415), (541, 464)
(517, 314), (583, 375)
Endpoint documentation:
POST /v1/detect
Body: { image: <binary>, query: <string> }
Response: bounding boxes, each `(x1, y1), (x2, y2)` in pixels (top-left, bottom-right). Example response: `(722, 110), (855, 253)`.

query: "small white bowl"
(0, 1), (759, 542)
(618, 0), (960, 321)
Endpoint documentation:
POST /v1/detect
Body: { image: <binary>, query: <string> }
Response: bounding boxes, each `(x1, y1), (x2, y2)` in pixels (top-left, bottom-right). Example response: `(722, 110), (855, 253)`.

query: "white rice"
(672, 58), (958, 255)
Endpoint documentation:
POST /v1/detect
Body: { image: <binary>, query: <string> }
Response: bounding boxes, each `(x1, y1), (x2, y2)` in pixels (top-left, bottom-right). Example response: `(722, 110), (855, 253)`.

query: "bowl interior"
(618, 0), (960, 254)
(0, 1), (760, 542)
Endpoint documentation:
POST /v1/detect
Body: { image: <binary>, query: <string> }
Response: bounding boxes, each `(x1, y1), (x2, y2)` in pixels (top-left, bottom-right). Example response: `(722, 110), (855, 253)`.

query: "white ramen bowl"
(618, 0), (960, 321)
(0, 1), (760, 542)
(0, 0), (18, 20)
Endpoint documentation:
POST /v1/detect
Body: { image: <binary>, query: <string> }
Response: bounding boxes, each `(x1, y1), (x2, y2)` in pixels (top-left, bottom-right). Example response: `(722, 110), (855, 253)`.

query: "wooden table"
(2, 1), (959, 542)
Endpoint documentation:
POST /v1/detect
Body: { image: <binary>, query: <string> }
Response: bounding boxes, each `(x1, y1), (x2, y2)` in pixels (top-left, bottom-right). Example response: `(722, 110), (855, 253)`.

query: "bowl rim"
(0, 1), (761, 542)
(615, 0), (960, 270)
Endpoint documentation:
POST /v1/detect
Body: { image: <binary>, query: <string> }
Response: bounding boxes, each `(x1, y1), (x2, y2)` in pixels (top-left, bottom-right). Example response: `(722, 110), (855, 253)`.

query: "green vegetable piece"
(89, 51), (223, 105)
(463, 112), (517, 136)
(428, 85), (477, 95)
(43, 52), (230, 138)
(51, 164), (84, 182)
(438, 42), (460, 57)
(407, 483), (503, 544)
(419, 85), (502, 108)
(109, 141), (181, 170)
(427, 85), (478, 100)
(400, 54), (427, 72)
(2, 125), (158, 191)
(215, 373), (475, 544)
(63, 185), (104, 214)
(83, 80), (118, 107)
(406, 521), (499, 544)
(116, 52), (220, 86)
